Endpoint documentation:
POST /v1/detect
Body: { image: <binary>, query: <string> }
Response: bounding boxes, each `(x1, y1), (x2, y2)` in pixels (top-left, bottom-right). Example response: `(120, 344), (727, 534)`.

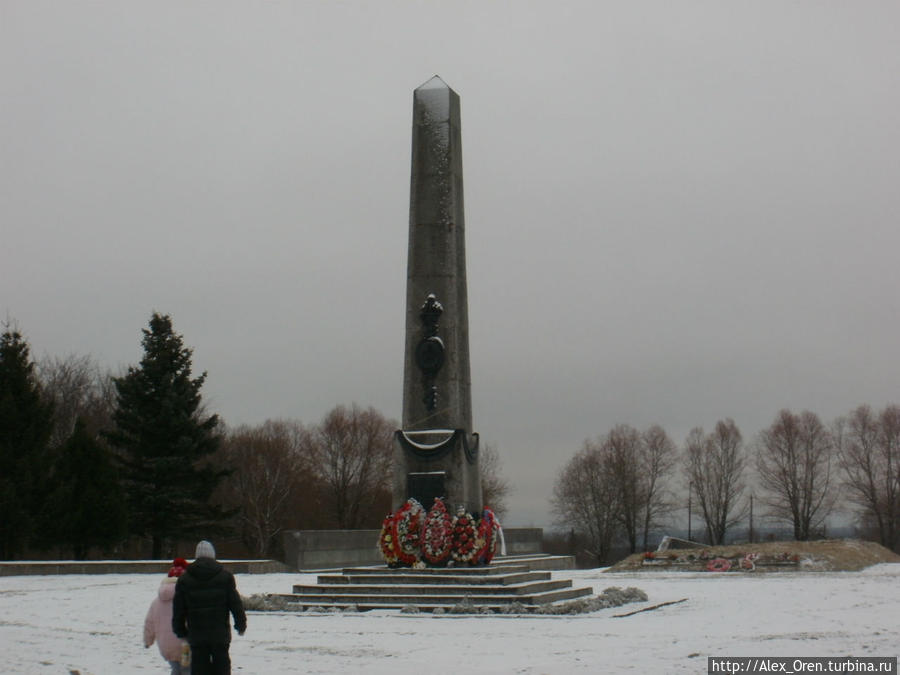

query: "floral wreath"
(378, 513), (399, 566)
(422, 498), (454, 565)
(378, 501), (503, 567)
(706, 557), (731, 572)
(740, 553), (759, 571)
(473, 508), (500, 565)
(391, 499), (424, 566)
(450, 509), (479, 564)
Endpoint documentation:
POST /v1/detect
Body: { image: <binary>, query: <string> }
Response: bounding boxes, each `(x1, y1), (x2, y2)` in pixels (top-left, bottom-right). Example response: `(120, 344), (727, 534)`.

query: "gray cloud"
(3, 1), (899, 527)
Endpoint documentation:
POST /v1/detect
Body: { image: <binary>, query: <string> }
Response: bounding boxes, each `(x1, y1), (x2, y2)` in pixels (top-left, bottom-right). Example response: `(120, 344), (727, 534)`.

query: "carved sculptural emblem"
(415, 294), (445, 411)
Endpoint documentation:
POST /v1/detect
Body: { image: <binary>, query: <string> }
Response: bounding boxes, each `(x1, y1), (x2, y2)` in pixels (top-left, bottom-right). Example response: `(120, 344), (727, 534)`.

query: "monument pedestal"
(283, 555), (588, 612)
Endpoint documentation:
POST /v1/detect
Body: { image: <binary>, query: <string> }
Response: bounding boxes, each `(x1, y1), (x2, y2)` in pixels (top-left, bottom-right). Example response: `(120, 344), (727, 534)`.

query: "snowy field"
(1, 564), (898, 674)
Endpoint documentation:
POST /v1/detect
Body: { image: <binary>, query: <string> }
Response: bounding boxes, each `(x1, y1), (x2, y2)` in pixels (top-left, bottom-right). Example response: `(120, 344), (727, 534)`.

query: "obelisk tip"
(416, 75), (450, 91)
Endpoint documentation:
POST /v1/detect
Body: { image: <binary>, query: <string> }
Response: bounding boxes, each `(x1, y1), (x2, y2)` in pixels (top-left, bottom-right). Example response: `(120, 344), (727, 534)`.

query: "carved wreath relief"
(415, 293), (445, 411)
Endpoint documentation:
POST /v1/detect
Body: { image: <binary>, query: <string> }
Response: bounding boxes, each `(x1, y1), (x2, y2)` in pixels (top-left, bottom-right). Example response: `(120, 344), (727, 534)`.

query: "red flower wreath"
(706, 557), (731, 572)
(473, 509), (500, 565)
(392, 499), (424, 566)
(378, 513), (399, 566)
(451, 509), (479, 565)
(422, 498), (453, 565)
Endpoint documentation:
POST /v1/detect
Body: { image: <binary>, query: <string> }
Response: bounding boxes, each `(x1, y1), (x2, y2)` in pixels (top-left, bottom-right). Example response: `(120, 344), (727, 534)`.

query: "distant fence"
(282, 528), (544, 571)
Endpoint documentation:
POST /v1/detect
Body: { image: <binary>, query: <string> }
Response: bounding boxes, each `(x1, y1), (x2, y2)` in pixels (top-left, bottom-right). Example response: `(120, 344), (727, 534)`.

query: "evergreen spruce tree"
(107, 313), (229, 558)
(0, 328), (54, 559)
(44, 418), (127, 559)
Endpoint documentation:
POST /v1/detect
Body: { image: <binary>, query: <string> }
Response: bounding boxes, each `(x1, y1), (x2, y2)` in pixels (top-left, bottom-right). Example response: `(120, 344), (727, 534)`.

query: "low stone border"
(0, 560), (291, 576)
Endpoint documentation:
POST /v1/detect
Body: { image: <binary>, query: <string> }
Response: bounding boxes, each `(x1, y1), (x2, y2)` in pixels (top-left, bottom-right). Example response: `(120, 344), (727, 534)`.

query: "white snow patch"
(0, 565), (898, 673)
(416, 76), (451, 122)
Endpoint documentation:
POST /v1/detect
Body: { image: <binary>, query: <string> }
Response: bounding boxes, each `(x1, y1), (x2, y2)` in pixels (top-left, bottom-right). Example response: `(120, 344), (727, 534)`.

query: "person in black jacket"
(172, 541), (247, 675)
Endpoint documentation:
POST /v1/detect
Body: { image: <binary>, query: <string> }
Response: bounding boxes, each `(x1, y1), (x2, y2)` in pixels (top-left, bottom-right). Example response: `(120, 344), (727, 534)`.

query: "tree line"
(552, 408), (900, 564)
(0, 313), (510, 560)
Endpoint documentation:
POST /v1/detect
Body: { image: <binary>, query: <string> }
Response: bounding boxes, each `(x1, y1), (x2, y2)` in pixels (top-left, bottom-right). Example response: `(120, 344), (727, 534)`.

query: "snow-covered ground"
(1, 565), (898, 674)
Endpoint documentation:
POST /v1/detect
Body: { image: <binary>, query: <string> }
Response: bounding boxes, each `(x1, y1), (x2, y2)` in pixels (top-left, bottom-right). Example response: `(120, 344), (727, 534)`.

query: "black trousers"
(190, 642), (231, 675)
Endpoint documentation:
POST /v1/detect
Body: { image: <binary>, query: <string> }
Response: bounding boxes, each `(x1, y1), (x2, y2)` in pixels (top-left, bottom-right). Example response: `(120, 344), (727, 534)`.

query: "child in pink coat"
(144, 558), (190, 674)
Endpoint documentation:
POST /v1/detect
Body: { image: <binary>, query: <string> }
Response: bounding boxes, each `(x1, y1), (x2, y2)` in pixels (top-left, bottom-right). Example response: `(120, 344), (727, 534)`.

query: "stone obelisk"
(392, 76), (481, 515)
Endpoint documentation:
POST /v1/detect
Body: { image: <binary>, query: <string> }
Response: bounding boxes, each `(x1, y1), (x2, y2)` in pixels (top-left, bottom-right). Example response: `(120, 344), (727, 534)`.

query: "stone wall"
(282, 527), (544, 571)
(0, 529), (546, 574)
(501, 528), (544, 555)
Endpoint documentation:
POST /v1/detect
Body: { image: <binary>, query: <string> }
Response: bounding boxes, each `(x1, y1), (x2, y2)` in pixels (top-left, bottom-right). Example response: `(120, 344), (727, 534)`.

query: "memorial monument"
(392, 75), (482, 516)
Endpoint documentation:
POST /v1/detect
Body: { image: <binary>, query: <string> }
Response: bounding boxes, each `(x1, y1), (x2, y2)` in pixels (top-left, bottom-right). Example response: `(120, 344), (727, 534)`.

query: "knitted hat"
(168, 557), (189, 577)
(195, 540), (216, 559)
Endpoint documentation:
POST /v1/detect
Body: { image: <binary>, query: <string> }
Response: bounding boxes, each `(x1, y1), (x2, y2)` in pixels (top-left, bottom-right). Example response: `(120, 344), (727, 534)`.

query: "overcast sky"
(3, 2), (899, 528)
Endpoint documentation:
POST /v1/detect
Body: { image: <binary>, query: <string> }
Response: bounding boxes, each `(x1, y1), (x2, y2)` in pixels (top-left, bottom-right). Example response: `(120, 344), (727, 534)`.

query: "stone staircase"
(277, 554), (594, 611)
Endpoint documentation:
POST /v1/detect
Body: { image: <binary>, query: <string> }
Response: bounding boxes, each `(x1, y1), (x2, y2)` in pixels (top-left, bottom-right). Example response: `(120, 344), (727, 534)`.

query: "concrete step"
(280, 554), (591, 611)
(316, 571), (551, 586)
(337, 563), (535, 576)
(293, 579), (573, 596)
(480, 554), (576, 571)
(276, 585), (593, 611)
(336, 554), (575, 576)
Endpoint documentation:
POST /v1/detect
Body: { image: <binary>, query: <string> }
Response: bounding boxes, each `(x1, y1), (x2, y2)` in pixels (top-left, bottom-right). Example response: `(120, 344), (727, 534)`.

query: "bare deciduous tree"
(552, 423), (677, 560)
(304, 404), (395, 529)
(603, 425), (643, 553)
(38, 354), (115, 449)
(479, 443), (510, 519)
(217, 419), (311, 556)
(836, 404), (900, 552)
(684, 419), (748, 545)
(551, 441), (620, 565)
(640, 424), (678, 550)
(756, 409), (834, 540)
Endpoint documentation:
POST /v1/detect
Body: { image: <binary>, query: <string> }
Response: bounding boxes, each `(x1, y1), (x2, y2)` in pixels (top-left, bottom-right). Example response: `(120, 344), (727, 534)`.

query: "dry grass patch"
(606, 539), (900, 573)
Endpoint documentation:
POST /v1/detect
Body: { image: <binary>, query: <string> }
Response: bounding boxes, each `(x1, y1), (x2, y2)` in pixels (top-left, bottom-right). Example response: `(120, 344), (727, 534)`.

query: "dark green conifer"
(107, 313), (229, 558)
(0, 328), (54, 559)
(44, 418), (127, 559)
